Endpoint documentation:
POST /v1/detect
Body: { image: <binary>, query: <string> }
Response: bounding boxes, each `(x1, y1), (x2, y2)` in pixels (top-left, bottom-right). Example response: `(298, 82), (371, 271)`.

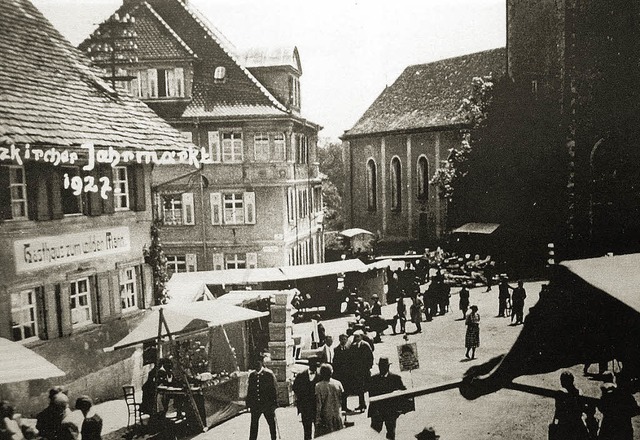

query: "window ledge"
(141, 97), (191, 103)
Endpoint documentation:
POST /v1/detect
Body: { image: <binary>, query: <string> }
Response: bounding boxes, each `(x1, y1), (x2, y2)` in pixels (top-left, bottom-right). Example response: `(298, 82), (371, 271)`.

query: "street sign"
(397, 342), (419, 371)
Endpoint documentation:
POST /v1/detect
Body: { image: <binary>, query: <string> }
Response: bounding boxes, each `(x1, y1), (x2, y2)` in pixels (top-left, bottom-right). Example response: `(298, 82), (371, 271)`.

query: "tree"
(318, 141), (345, 230)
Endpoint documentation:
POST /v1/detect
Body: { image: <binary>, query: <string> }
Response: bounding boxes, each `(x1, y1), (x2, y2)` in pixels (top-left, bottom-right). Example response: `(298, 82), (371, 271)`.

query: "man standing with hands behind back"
(246, 355), (278, 440)
(292, 356), (321, 440)
(368, 357), (407, 440)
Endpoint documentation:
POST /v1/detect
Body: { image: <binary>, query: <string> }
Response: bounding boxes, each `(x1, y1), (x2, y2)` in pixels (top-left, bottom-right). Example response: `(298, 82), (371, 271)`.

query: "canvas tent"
(460, 253), (640, 399)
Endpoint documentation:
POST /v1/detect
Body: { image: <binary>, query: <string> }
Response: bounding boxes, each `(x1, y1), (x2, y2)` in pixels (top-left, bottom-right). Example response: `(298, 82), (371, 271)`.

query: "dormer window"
(214, 66), (226, 83)
(130, 67), (185, 99)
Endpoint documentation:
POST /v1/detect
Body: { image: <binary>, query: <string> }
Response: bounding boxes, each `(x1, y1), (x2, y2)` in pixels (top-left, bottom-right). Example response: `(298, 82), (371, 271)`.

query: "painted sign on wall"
(14, 227), (131, 273)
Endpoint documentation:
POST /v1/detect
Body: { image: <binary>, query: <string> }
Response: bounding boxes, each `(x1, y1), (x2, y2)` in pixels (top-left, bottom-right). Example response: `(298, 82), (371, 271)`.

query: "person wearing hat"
(371, 294), (382, 316)
(74, 397), (102, 440)
(598, 370), (640, 440)
(332, 334), (354, 412)
(349, 330), (373, 412)
(368, 357), (406, 440)
(246, 355), (278, 440)
(464, 305), (480, 359)
(293, 356), (321, 440)
(36, 387), (69, 440)
(415, 426), (440, 440)
(497, 278), (512, 317)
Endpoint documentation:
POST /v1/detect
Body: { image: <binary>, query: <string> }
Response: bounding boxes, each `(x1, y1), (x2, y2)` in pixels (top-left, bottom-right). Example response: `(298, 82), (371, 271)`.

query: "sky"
(33, 0), (506, 141)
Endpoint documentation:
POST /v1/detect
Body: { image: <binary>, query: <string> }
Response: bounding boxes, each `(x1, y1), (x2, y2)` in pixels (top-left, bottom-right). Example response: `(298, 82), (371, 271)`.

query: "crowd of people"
(0, 387), (102, 440)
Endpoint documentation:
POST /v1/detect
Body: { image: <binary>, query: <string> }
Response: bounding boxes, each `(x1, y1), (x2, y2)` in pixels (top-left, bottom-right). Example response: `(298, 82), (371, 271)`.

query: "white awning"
(0, 338), (66, 384)
(168, 268), (287, 287)
(106, 302), (269, 351)
(279, 259), (367, 280)
(340, 228), (374, 238)
(165, 280), (215, 304)
(452, 222), (500, 234)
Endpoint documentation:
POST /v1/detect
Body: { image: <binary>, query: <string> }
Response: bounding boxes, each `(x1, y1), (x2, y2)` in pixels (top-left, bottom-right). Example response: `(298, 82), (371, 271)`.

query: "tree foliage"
(318, 141), (345, 231)
(430, 76), (494, 201)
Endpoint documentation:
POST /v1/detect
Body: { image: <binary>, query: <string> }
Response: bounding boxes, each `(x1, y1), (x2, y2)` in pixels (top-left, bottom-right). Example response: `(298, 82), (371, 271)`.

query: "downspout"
(196, 118), (208, 270)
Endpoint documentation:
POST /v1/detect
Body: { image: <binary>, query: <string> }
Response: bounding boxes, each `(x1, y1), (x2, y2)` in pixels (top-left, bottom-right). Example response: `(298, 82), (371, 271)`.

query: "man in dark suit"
(332, 334), (353, 412)
(246, 355), (278, 440)
(350, 330), (374, 412)
(368, 357), (407, 440)
(292, 356), (320, 440)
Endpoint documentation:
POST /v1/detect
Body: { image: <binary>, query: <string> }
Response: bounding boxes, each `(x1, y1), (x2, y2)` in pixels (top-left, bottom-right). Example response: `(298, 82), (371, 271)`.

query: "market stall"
(106, 302), (268, 431)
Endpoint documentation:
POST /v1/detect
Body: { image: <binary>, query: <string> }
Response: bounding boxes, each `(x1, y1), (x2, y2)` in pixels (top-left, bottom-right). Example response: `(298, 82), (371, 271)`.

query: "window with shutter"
(119, 267), (138, 312)
(11, 289), (39, 341)
(210, 192), (222, 225)
(181, 193), (195, 225)
(243, 192), (256, 224)
(113, 166), (130, 211)
(186, 254), (197, 272)
(287, 187), (295, 223)
(208, 131), (221, 162)
(211, 253), (224, 270)
(247, 252), (258, 269)
(69, 278), (92, 328)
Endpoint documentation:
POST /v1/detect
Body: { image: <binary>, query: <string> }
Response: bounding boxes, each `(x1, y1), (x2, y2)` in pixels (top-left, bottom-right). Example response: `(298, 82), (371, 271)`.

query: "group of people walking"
(1, 387), (102, 440)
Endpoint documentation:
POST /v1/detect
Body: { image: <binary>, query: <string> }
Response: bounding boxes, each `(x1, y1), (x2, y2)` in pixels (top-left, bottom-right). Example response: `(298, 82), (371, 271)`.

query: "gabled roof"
(79, 0), (291, 119)
(242, 46), (302, 74)
(79, 2), (196, 62)
(343, 48), (506, 138)
(0, 0), (193, 151)
(168, 0), (289, 113)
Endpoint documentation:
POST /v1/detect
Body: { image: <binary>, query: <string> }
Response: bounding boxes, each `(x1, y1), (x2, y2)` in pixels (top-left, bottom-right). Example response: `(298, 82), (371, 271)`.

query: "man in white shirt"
(319, 335), (334, 365)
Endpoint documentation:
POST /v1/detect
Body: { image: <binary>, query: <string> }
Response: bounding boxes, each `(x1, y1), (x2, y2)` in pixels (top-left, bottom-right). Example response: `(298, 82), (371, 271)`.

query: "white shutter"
(186, 254), (197, 272)
(243, 192), (256, 224)
(147, 69), (158, 98)
(246, 252), (258, 269)
(181, 193), (195, 225)
(210, 192), (222, 225)
(175, 68), (185, 97)
(208, 131), (220, 163)
(212, 253), (224, 271)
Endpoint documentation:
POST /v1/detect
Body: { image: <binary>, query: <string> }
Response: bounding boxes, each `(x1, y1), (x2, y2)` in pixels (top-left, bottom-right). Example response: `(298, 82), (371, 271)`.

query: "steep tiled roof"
(79, 2), (195, 62)
(242, 46), (302, 74)
(0, 0), (193, 151)
(130, 2), (196, 61)
(344, 48), (506, 138)
(169, 0), (288, 113)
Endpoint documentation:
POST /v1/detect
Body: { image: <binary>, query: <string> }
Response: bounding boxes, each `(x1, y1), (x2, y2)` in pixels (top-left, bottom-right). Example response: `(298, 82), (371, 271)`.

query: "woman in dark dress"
(458, 286), (470, 319)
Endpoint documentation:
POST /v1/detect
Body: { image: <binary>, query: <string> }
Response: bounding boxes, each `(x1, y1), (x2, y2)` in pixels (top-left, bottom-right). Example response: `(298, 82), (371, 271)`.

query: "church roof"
(344, 48), (506, 138)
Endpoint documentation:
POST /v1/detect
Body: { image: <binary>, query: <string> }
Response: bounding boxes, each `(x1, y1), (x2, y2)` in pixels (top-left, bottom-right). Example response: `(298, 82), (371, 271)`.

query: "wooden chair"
(123, 386), (142, 430)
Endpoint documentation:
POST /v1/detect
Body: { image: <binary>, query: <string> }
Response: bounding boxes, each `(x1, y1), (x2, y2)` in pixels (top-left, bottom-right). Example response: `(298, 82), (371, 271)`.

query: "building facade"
(0, 0), (192, 413)
(342, 49), (505, 249)
(80, 0), (324, 273)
